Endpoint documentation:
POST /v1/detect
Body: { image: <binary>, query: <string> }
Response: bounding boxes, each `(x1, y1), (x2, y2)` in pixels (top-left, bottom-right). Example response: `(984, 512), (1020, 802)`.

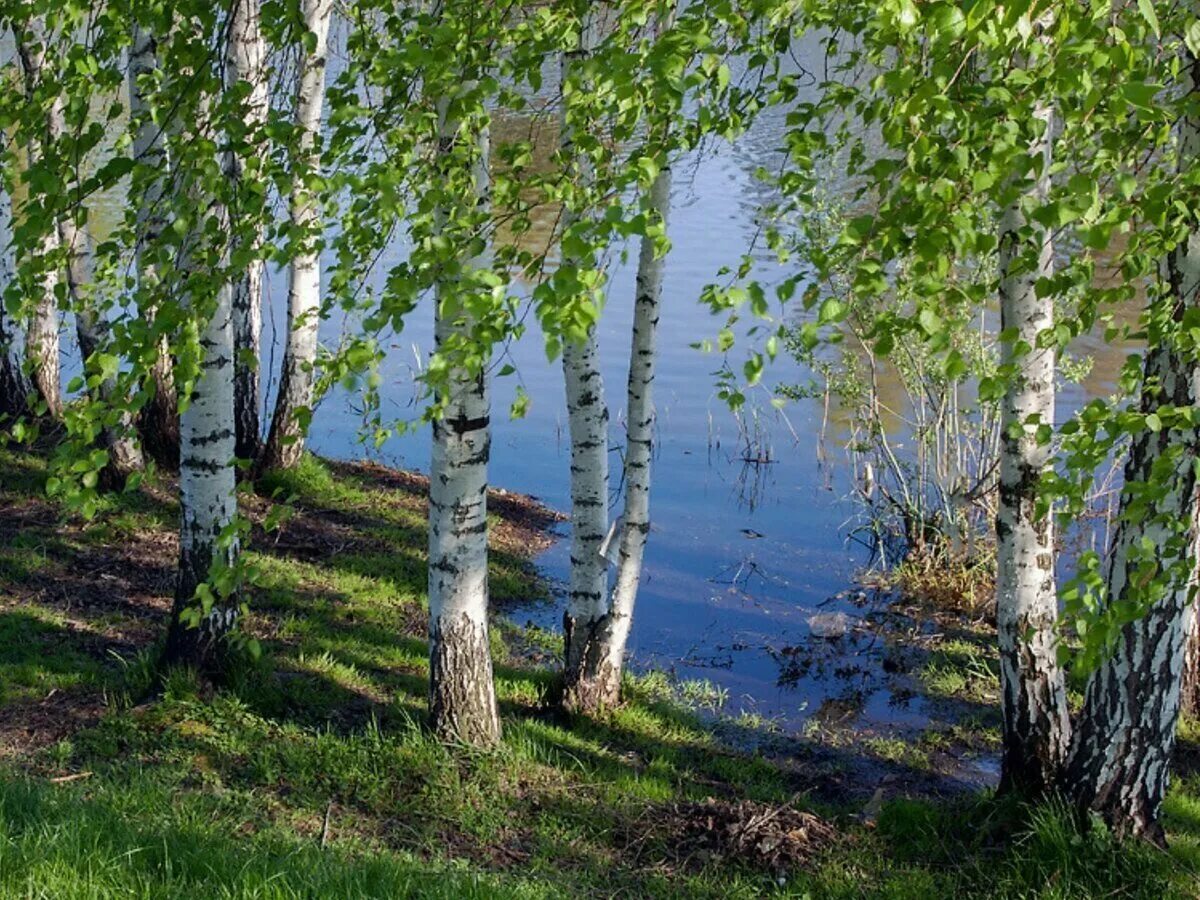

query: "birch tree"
(558, 4), (612, 711)
(18, 17), (145, 485)
(553, 0), (785, 709)
(1063, 47), (1200, 840)
(225, 0), (270, 462)
(426, 89), (501, 747)
(0, 186), (31, 421)
(750, 0), (1194, 841)
(160, 18), (244, 673)
(13, 21), (61, 420)
(262, 0), (334, 472)
(572, 165), (673, 711)
(128, 21), (180, 468)
(162, 245), (241, 672)
(21, 236), (60, 417)
(59, 223), (145, 486)
(994, 35), (1069, 797)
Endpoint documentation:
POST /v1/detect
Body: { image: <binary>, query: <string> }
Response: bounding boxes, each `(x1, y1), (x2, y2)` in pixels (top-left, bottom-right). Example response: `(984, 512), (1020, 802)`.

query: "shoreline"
(1, 443), (1198, 895)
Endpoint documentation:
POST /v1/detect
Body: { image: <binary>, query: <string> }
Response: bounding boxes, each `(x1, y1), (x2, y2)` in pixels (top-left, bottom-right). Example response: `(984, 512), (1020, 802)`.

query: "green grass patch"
(0, 446), (1198, 896)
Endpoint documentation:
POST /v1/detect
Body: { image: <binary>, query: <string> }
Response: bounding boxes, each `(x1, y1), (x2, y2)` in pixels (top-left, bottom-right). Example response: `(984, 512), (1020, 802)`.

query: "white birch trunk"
(15, 24), (61, 419)
(262, 0), (332, 471)
(30, 40), (145, 483)
(995, 94), (1069, 796)
(128, 22), (180, 467)
(570, 166), (672, 711)
(427, 96), (501, 747)
(226, 0), (270, 462)
(163, 79), (239, 670)
(0, 184), (31, 420)
(24, 229), (60, 418)
(1064, 45), (1200, 843)
(558, 9), (613, 711)
(61, 222), (145, 483)
(164, 267), (240, 671)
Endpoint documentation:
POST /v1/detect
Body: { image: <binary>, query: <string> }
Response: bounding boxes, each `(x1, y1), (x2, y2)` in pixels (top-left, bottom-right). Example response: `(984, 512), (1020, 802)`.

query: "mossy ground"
(0, 445), (1198, 897)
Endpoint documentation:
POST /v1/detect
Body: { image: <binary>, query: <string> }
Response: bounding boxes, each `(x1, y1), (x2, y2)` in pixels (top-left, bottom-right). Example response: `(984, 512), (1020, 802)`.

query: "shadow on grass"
(2, 446), (1199, 896)
(0, 774), (539, 899)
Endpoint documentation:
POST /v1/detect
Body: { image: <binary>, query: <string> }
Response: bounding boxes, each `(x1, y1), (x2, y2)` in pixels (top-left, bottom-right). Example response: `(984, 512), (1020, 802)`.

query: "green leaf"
(1137, 0), (1160, 37)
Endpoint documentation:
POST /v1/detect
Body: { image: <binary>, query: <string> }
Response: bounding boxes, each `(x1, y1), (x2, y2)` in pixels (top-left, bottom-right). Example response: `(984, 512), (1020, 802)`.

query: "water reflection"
(64, 26), (1145, 740)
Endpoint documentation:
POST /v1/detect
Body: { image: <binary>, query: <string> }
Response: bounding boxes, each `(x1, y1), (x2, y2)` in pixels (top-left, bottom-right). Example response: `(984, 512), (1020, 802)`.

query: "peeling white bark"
(0, 184), (31, 419)
(262, 0), (333, 471)
(225, 0), (270, 462)
(582, 166), (673, 710)
(15, 23), (61, 419)
(558, 9), (614, 711)
(1065, 45), (1200, 843)
(427, 95), (501, 747)
(995, 94), (1069, 796)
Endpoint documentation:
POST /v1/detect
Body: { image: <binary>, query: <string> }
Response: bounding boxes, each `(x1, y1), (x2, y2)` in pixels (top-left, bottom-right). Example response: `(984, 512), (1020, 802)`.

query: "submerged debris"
(807, 611), (852, 639)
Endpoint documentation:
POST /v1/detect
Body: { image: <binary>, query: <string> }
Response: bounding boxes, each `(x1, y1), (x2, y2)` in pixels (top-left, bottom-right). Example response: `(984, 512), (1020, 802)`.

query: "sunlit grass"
(0, 445), (1198, 896)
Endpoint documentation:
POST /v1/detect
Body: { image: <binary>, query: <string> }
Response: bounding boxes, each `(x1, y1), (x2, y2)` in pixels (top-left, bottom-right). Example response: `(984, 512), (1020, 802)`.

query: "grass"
(918, 637), (1001, 706)
(0, 444), (1199, 897)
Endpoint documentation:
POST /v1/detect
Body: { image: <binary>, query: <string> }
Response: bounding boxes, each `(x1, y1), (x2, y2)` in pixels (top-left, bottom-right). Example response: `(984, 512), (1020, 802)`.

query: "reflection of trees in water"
(490, 105), (565, 274)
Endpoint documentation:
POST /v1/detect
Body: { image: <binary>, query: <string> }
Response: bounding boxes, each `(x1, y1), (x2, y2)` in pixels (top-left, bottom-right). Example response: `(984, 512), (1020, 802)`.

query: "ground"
(1, 444), (1199, 897)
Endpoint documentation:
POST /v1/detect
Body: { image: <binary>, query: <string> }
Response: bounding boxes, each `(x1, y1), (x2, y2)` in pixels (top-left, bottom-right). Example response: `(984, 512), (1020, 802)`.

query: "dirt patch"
(0, 688), (108, 759)
(0, 452), (560, 765)
(250, 503), (397, 562)
(622, 797), (839, 873)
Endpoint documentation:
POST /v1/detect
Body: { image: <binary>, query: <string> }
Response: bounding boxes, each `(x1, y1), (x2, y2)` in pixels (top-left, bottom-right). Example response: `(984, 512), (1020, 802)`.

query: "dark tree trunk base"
(234, 369), (261, 465)
(0, 367), (30, 422)
(160, 603), (239, 682)
(140, 391), (180, 471)
(161, 543), (239, 680)
(561, 611), (621, 714)
(429, 613), (501, 747)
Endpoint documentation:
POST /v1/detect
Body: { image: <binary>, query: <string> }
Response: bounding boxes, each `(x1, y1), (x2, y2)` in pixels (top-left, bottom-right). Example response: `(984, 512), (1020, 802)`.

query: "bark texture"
(1063, 48), (1200, 842)
(24, 232), (61, 419)
(31, 36), (144, 486)
(63, 228), (145, 487)
(426, 98), (501, 747)
(995, 97), (1069, 797)
(163, 217), (240, 674)
(565, 169), (672, 712)
(559, 10), (614, 711)
(560, 328), (611, 703)
(16, 24), (61, 419)
(225, 0), (269, 462)
(262, 0), (333, 471)
(128, 23), (180, 468)
(0, 189), (32, 421)
(1182, 605), (1200, 717)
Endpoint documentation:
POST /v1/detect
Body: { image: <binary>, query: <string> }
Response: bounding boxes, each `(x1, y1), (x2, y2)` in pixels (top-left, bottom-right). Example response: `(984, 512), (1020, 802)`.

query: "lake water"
(76, 29), (1132, 739)
(275, 35), (1135, 738)
(256, 54), (935, 735)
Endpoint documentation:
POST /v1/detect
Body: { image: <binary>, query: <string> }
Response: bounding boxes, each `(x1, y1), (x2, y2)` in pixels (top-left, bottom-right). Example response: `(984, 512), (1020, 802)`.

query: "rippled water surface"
(81, 33), (1131, 737)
